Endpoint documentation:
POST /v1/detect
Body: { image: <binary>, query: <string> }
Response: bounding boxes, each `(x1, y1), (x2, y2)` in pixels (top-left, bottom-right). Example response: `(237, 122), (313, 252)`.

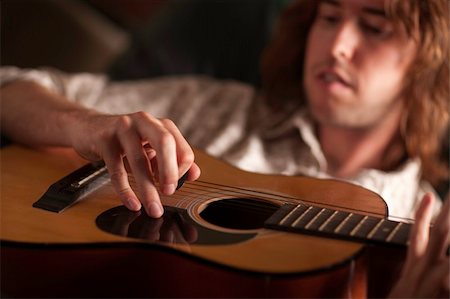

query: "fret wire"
(279, 204), (302, 226)
(352, 217), (379, 238)
(350, 215), (368, 236)
(319, 210), (338, 231)
(291, 206), (313, 227)
(304, 208), (325, 229)
(386, 222), (403, 242)
(367, 219), (385, 239)
(334, 213), (354, 233)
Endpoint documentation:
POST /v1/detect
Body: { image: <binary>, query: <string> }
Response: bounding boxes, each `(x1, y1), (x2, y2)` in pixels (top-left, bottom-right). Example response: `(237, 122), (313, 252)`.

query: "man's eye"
(320, 15), (340, 24)
(361, 22), (391, 38)
(362, 24), (381, 34)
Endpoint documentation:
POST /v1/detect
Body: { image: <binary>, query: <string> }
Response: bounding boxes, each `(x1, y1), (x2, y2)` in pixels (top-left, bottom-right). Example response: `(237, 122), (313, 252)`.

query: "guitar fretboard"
(264, 204), (411, 247)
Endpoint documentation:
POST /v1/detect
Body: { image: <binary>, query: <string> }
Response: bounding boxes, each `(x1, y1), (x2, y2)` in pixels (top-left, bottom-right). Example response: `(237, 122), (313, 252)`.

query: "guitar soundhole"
(199, 198), (279, 230)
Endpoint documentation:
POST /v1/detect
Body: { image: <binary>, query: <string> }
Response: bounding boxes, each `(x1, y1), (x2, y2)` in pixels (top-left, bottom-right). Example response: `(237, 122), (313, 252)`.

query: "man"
(0, 0), (448, 297)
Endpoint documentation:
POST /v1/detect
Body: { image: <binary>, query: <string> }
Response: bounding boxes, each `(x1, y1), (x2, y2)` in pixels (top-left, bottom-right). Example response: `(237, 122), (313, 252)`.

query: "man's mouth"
(317, 69), (354, 88)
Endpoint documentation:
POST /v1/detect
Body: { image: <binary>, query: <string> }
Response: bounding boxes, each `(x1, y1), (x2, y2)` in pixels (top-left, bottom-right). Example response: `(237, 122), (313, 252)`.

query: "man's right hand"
(68, 111), (201, 218)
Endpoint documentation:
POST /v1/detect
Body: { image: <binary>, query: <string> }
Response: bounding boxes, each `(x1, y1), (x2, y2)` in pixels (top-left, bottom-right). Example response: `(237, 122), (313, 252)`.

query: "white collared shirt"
(1, 66), (440, 219)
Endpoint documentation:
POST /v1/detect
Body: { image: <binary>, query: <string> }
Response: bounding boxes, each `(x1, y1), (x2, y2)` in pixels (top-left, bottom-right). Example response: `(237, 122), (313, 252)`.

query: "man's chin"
(310, 109), (365, 129)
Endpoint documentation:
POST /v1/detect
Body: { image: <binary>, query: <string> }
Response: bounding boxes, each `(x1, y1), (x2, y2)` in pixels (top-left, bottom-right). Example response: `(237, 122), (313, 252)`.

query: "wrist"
(62, 108), (101, 148)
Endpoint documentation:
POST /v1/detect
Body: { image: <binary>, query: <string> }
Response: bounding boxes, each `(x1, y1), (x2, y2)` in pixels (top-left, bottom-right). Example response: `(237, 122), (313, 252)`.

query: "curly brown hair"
(260, 0), (449, 188)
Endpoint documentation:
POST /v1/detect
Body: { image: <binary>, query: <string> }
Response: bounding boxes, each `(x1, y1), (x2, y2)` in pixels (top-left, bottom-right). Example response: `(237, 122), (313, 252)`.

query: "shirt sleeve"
(0, 66), (108, 107)
(0, 66), (258, 158)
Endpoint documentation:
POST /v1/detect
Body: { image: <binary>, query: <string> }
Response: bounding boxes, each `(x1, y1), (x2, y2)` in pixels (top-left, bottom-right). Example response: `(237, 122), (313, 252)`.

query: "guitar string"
(125, 177), (414, 223)
(125, 189), (413, 243)
(172, 187), (407, 227)
(128, 176), (369, 213)
(181, 184), (351, 216)
(127, 180), (283, 215)
(129, 177), (415, 223)
(184, 182), (415, 223)
(191, 180), (386, 214)
(170, 190), (278, 216)
(129, 176), (346, 213)
(189, 182), (416, 224)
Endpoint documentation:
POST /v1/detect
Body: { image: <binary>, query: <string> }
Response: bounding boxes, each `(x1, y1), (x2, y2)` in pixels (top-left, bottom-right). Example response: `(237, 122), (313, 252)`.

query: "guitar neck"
(264, 203), (411, 247)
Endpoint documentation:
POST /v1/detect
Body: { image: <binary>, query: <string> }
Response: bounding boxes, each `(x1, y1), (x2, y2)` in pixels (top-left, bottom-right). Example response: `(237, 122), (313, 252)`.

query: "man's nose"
(330, 21), (360, 61)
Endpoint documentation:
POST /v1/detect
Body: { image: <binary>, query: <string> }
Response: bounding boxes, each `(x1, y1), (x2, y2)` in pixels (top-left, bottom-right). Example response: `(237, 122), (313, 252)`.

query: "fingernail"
(162, 183), (176, 195)
(126, 198), (141, 211)
(148, 201), (164, 218)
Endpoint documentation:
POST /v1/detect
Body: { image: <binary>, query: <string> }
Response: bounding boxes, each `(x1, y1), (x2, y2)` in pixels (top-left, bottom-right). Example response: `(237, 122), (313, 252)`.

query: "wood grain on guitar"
(0, 145), (403, 298)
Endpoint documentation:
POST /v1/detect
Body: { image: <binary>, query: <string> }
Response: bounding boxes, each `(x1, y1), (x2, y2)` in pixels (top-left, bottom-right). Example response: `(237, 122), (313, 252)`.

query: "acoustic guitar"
(1, 145), (406, 298)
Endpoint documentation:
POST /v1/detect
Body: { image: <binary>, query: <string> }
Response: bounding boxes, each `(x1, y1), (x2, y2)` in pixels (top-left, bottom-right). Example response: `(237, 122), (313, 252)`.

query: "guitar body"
(0, 146), (402, 298)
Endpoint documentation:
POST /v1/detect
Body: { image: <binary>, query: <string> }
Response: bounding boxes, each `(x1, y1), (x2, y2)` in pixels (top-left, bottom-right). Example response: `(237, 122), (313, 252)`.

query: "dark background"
(1, 0), (290, 85)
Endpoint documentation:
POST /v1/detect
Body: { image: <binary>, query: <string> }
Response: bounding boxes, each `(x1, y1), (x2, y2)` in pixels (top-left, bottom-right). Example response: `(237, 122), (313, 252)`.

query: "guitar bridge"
(33, 161), (109, 213)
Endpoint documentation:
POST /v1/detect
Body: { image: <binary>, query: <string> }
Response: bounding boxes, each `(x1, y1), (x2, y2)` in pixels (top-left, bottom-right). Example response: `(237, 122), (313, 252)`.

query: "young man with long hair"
(1, 0), (448, 297)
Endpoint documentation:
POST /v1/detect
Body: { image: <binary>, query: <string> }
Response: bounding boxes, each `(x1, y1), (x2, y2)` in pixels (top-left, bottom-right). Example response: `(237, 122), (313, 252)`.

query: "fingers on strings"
(101, 113), (198, 218)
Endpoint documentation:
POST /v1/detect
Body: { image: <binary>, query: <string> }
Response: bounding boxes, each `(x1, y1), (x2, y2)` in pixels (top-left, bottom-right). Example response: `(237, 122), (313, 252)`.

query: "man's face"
(303, 0), (417, 129)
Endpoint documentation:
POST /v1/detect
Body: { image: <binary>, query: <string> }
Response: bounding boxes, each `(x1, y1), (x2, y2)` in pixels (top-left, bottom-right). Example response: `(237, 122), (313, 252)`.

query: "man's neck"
(318, 109), (406, 178)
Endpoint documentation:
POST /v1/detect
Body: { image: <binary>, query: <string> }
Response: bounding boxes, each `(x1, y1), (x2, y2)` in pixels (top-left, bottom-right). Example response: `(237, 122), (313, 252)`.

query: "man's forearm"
(0, 80), (94, 148)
